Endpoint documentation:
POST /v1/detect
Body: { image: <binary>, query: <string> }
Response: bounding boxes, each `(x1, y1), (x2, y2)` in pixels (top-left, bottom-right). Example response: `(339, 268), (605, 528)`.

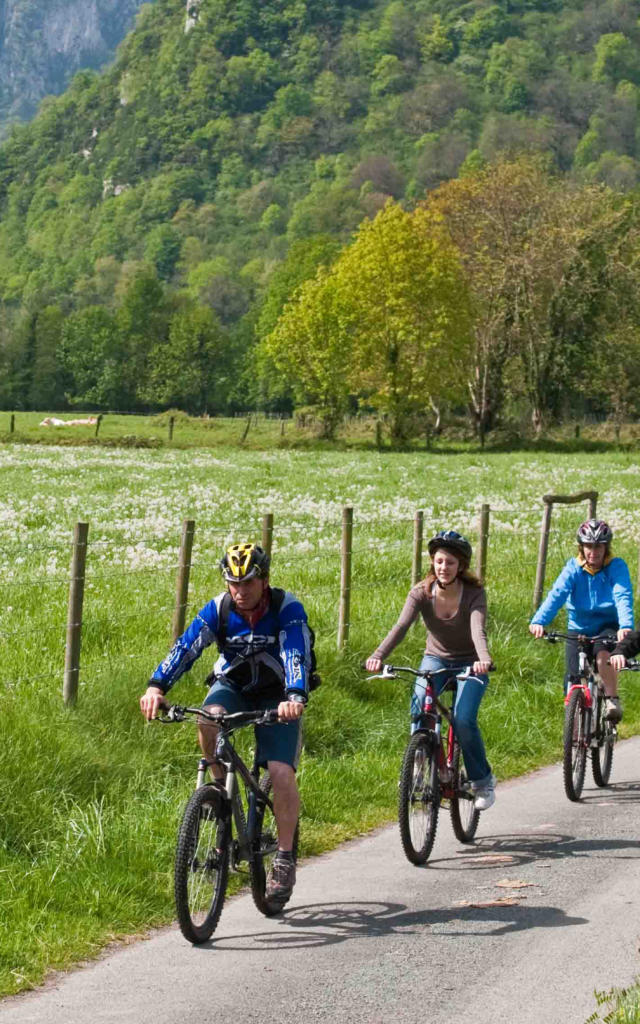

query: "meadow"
(3, 441), (640, 997)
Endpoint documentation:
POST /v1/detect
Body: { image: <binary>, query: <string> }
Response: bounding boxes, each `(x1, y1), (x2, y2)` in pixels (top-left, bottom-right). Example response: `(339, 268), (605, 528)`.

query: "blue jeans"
(412, 655), (492, 786)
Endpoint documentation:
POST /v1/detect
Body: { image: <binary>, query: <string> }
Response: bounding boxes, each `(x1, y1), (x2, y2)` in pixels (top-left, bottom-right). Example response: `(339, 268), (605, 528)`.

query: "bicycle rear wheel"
(250, 775), (299, 916)
(174, 785), (230, 943)
(449, 744), (480, 843)
(563, 689), (588, 801)
(592, 693), (615, 787)
(398, 732), (439, 865)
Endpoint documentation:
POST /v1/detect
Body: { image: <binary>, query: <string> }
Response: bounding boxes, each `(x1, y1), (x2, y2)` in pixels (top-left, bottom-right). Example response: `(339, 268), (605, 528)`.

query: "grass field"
(3, 440), (640, 997)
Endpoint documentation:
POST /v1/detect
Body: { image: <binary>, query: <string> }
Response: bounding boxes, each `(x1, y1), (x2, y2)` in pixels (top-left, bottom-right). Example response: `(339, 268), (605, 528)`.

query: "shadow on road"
(426, 829), (640, 870)
(580, 779), (640, 804)
(201, 898), (588, 952)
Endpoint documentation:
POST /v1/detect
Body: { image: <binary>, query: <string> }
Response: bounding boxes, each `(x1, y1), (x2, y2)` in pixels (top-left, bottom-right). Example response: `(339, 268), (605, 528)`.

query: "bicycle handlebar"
(157, 705), (281, 727)
(365, 663), (495, 683)
(536, 630), (618, 645)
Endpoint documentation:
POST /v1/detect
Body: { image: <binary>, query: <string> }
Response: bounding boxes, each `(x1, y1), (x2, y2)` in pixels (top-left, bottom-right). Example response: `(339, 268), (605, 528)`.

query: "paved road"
(3, 739), (640, 1024)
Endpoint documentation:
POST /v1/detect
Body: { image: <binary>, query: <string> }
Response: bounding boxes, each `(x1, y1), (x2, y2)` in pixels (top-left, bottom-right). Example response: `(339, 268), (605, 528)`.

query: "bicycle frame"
(413, 673), (459, 799)
(164, 706), (276, 867)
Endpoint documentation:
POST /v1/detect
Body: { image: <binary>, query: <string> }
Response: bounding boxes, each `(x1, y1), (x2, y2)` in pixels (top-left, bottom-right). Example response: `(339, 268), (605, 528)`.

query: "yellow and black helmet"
(220, 542), (270, 583)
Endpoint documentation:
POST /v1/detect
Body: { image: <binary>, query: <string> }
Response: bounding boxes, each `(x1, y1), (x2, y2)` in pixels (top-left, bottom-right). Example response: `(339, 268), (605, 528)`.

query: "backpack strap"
(216, 591), (233, 651)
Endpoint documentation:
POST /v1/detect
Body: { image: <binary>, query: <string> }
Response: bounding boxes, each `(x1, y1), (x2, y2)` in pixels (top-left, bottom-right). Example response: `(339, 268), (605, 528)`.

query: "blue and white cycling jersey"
(150, 589), (312, 699)
(531, 556), (634, 635)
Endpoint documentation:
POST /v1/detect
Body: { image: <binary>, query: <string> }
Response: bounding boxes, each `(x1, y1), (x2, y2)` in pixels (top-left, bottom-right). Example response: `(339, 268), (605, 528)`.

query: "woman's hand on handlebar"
(473, 660), (493, 675)
(365, 656), (383, 673)
(609, 653), (627, 672)
(529, 623), (545, 639)
(139, 685), (166, 721)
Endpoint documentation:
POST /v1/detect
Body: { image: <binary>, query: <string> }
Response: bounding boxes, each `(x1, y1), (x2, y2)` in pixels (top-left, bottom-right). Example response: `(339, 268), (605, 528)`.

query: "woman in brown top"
(366, 530), (496, 810)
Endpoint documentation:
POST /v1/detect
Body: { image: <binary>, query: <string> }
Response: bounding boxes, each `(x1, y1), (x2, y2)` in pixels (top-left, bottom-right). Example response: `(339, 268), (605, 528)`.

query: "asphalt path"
(2, 738), (640, 1024)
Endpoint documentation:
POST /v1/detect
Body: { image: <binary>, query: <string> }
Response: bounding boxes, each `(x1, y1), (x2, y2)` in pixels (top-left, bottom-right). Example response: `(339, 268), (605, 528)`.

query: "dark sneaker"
(266, 853), (296, 903)
(605, 697), (623, 723)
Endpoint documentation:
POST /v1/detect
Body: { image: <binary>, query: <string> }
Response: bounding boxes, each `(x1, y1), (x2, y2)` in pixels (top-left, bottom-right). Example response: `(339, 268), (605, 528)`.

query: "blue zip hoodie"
(531, 556), (634, 634)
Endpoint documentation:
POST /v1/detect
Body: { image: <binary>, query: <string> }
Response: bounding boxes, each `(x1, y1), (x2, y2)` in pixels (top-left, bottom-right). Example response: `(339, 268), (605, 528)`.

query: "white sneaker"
(474, 774), (496, 811)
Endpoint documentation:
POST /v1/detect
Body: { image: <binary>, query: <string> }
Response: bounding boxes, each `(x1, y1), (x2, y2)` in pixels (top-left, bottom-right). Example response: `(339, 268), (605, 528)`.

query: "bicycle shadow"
(426, 830), (640, 871)
(201, 898), (588, 952)
(579, 779), (640, 804)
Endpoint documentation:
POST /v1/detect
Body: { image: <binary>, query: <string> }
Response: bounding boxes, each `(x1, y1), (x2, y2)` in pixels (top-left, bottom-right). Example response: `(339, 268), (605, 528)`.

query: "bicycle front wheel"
(592, 693), (615, 787)
(449, 744), (480, 843)
(563, 689), (588, 801)
(398, 732), (439, 865)
(250, 775), (299, 917)
(174, 785), (230, 943)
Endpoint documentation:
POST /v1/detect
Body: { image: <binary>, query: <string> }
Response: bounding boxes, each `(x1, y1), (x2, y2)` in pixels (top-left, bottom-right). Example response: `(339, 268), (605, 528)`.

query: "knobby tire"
(592, 693), (615, 787)
(450, 743), (480, 843)
(250, 774), (299, 916)
(398, 731), (439, 865)
(174, 785), (230, 944)
(563, 689), (588, 802)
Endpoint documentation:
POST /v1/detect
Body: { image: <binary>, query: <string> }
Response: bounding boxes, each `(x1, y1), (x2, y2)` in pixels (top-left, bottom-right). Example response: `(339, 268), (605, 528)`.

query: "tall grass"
(2, 443), (640, 995)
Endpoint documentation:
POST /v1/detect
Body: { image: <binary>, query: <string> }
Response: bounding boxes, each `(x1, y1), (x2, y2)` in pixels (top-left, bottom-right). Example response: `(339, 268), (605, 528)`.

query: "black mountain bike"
(539, 631), (639, 801)
(159, 705), (298, 943)
(368, 664), (488, 865)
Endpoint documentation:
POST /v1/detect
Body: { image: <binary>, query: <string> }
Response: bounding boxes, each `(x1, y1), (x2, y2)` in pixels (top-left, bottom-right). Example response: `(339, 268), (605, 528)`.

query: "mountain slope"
(0, 0), (149, 134)
(1, 0), (640, 412)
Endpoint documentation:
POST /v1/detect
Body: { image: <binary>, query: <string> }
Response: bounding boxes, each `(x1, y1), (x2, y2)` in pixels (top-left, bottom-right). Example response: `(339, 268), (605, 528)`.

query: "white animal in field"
(40, 417), (97, 427)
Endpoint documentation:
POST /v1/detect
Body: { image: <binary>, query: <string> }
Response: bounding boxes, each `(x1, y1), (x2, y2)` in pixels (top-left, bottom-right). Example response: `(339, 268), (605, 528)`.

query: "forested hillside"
(2, 0), (640, 427)
(0, 0), (147, 135)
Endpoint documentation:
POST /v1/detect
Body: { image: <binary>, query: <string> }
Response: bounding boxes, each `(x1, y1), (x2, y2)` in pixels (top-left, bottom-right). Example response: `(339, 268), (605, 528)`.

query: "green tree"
(335, 202), (472, 441)
(264, 266), (354, 438)
(142, 304), (226, 413)
(59, 307), (124, 408)
(29, 305), (65, 409)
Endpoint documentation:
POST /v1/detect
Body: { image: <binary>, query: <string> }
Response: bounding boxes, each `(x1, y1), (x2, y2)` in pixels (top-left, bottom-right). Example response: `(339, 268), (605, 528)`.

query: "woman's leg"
(452, 670), (491, 785)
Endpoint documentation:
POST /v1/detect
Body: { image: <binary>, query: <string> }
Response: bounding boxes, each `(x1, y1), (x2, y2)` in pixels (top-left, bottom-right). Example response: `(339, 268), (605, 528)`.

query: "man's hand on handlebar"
(365, 657), (383, 673)
(139, 685), (166, 721)
(278, 698), (305, 721)
(529, 624), (545, 639)
(609, 654), (627, 672)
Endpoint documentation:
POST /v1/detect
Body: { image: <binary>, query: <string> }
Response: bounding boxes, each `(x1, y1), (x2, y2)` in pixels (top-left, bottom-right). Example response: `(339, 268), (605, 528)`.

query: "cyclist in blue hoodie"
(529, 519), (633, 722)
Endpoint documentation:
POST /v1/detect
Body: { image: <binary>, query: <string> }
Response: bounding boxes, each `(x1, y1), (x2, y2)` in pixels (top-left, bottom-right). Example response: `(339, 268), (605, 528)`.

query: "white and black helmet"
(576, 519), (612, 546)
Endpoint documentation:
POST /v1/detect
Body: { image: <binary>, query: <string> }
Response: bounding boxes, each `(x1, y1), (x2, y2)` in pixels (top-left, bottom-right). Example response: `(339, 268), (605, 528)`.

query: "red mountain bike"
(540, 631), (639, 801)
(367, 664), (490, 865)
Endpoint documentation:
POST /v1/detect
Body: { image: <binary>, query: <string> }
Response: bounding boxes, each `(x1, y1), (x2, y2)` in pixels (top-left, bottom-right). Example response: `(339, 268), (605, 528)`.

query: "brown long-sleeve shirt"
(372, 581), (490, 663)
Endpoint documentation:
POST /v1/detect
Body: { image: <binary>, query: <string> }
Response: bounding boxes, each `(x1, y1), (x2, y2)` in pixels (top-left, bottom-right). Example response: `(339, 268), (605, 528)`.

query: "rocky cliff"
(0, 0), (148, 134)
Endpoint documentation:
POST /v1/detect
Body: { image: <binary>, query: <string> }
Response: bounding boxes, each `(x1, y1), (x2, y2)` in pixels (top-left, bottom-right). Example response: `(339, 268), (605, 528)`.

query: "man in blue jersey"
(529, 519), (633, 722)
(140, 542), (312, 903)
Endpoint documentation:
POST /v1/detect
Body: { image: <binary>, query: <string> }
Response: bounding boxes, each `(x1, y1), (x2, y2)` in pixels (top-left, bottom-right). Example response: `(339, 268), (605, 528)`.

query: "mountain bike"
(367, 664), (490, 865)
(539, 631), (639, 801)
(158, 704), (298, 943)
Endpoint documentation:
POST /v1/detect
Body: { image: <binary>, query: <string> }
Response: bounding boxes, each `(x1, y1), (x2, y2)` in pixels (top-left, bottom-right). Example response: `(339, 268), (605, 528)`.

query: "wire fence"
(3, 491), (639, 703)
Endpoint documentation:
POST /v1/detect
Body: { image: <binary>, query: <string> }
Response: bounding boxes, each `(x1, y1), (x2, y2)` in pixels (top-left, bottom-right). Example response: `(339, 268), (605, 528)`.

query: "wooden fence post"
(172, 519), (195, 642)
(533, 491), (598, 611)
(412, 510), (423, 586)
(64, 521), (89, 706)
(95, 414), (103, 438)
(10, 413), (14, 433)
(240, 416), (251, 442)
(169, 416), (175, 442)
(262, 513), (273, 559)
(337, 506), (353, 650)
(477, 503), (490, 583)
(533, 500), (553, 612)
